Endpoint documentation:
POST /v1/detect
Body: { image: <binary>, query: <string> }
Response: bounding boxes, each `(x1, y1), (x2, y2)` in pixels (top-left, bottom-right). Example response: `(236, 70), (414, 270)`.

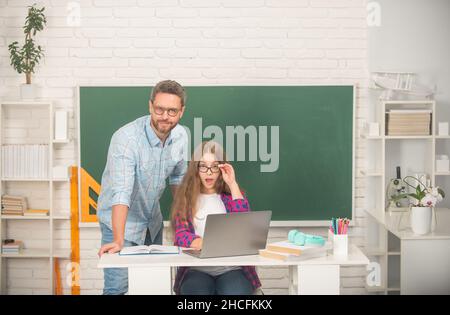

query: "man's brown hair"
(150, 80), (186, 107)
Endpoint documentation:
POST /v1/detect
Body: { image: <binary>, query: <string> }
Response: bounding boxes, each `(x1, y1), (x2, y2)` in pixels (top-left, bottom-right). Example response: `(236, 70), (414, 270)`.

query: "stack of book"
(1, 144), (49, 179)
(2, 240), (24, 254)
(1, 195), (28, 216)
(23, 209), (49, 217)
(385, 109), (432, 136)
(259, 241), (331, 261)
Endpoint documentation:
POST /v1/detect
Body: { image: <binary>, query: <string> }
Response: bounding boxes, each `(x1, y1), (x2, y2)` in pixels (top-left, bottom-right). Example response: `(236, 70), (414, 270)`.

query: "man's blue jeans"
(100, 223), (163, 295)
(179, 269), (253, 295)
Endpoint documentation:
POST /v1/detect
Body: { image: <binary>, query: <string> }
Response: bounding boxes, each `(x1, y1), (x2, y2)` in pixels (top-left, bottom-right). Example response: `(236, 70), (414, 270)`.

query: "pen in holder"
(330, 217), (349, 258)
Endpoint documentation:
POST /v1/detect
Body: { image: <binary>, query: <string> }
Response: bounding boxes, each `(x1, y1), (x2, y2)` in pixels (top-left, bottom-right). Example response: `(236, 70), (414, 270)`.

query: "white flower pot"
(20, 83), (36, 100)
(410, 206), (432, 235)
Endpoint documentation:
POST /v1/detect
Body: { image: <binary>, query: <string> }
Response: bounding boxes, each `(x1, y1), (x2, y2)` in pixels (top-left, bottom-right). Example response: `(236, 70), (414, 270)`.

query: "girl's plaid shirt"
(172, 193), (261, 294)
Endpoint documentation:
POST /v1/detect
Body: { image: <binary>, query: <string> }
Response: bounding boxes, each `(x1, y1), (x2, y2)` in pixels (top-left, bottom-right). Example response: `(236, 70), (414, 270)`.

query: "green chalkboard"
(79, 86), (354, 221)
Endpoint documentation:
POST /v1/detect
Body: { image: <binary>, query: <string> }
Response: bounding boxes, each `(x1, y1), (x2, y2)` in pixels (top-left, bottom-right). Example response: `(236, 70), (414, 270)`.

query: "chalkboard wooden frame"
(77, 84), (356, 227)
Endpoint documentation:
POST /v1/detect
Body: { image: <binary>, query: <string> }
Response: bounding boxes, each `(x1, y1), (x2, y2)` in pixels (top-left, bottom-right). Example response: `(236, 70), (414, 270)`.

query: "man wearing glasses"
(97, 80), (188, 295)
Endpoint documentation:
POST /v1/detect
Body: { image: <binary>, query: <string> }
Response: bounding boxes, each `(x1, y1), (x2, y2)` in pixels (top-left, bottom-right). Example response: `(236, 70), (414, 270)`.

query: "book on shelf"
(388, 119), (430, 123)
(386, 112), (431, 135)
(388, 118), (431, 124)
(2, 205), (24, 210)
(388, 116), (431, 120)
(386, 110), (431, 118)
(1, 195), (28, 215)
(119, 245), (180, 256)
(1, 240), (24, 254)
(2, 240), (23, 248)
(388, 130), (431, 133)
(388, 117), (431, 121)
(387, 125), (430, 128)
(387, 130), (431, 136)
(259, 241), (331, 261)
(388, 109), (432, 114)
(0, 144), (49, 178)
(1, 211), (23, 215)
(2, 194), (26, 200)
(23, 209), (49, 217)
(2, 199), (25, 204)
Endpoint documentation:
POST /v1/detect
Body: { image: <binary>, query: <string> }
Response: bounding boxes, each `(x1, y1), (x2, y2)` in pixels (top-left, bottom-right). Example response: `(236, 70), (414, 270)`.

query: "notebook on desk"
(183, 211), (272, 259)
(119, 245), (180, 256)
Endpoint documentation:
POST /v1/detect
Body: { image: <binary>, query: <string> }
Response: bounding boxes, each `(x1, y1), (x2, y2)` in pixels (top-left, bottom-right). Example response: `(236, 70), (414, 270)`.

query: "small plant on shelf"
(8, 4), (46, 98)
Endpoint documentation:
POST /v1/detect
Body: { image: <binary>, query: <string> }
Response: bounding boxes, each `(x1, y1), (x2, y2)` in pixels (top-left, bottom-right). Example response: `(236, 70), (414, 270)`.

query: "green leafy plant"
(8, 4), (46, 84)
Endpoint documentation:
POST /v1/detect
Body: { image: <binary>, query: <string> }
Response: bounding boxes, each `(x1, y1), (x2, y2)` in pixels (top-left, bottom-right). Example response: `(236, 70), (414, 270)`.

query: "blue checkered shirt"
(97, 115), (188, 244)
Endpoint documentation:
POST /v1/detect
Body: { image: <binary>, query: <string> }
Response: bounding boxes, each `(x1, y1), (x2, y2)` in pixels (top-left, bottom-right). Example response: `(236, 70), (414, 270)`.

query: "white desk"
(98, 245), (369, 295)
(366, 209), (450, 294)
(370, 208), (450, 240)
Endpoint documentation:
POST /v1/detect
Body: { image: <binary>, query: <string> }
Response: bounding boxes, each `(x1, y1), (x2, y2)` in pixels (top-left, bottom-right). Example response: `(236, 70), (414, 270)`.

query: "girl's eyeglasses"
(198, 164), (221, 173)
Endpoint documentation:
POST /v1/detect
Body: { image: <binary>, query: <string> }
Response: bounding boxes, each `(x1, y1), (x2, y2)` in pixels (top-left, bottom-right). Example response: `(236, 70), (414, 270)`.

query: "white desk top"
(98, 245), (369, 269)
(366, 208), (450, 240)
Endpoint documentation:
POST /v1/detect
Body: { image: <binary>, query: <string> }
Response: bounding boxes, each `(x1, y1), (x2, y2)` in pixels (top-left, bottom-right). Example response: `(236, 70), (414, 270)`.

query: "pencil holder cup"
(332, 234), (348, 258)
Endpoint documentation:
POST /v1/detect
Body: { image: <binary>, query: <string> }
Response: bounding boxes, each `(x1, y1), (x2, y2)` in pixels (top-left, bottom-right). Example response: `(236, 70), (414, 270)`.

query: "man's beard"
(152, 118), (173, 134)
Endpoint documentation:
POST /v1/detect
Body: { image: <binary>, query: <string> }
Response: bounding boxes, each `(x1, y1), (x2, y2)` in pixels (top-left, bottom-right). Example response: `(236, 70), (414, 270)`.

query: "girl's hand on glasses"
(219, 163), (236, 186)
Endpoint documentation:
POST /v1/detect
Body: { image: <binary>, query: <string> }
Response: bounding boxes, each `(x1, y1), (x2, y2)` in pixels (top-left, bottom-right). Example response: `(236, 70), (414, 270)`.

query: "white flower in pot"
(8, 4), (46, 100)
(398, 176), (446, 235)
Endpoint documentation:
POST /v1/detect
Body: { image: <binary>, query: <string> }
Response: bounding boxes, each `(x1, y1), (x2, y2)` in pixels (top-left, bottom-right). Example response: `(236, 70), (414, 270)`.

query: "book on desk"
(119, 245), (180, 256)
(259, 241), (331, 261)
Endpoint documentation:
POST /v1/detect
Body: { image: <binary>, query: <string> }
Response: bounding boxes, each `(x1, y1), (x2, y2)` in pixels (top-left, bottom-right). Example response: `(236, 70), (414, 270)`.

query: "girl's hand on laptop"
(190, 238), (203, 250)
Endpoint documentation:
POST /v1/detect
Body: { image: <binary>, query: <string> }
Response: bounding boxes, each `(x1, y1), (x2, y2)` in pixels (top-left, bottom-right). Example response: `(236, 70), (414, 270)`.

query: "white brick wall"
(0, 0), (369, 295)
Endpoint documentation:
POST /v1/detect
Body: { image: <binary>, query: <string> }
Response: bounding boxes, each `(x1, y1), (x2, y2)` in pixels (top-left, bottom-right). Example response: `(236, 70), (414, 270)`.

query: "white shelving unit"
(0, 101), (71, 295)
(362, 99), (450, 294)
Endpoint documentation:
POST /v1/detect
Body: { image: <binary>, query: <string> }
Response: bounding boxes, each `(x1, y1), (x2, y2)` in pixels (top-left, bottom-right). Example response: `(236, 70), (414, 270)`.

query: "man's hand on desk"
(190, 238), (203, 250)
(98, 240), (124, 257)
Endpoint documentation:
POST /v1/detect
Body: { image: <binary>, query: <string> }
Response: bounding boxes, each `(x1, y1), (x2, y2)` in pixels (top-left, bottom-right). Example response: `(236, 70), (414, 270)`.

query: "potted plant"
(8, 3), (46, 100)
(399, 176), (445, 235)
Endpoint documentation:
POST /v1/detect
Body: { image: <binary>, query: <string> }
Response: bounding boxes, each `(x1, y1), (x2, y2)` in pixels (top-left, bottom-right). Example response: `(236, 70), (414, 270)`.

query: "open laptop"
(183, 211), (272, 259)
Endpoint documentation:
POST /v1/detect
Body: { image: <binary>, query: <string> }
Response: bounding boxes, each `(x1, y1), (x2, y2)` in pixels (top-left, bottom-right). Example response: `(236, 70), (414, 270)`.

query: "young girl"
(171, 141), (261, 295)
